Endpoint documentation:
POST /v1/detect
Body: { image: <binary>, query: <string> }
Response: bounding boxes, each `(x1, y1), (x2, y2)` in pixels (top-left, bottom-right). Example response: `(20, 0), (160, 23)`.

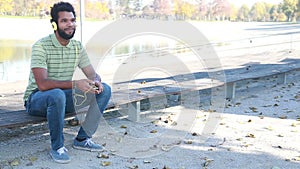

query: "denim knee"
(48, 89), (66, 106)
(101, 83), (111, 98)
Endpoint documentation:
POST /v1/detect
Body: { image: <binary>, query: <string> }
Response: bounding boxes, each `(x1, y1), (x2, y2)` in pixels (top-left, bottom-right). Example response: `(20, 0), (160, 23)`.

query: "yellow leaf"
(97, 153), (109, 159)
(293, 156), (300, 161)
(101, 161), (111, 166)
(150, 130), (157, 133)
(184, 140), (193, 144)
(279, 115), (287, 119)
(120, 125), (127, 128)
(10, 159), (19, 166)
(246, 133), (255, 138)
(29, 156), (38, 162)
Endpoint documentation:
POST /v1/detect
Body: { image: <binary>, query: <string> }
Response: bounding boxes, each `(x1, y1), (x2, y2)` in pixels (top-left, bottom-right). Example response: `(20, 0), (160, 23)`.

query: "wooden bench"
(1, 58), (300, 128)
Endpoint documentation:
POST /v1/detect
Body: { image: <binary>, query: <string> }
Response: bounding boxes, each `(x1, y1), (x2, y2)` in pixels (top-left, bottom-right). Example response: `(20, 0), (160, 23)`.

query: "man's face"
(57, 11), (76, 40)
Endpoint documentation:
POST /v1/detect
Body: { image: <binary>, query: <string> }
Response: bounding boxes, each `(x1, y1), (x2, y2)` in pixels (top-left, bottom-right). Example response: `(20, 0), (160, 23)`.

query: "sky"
(228, 0), (283, 7)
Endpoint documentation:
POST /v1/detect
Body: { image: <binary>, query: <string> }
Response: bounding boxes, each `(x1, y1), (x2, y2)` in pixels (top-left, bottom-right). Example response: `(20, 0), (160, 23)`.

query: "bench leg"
(226, 82), (236, 100)
(277, 72), (286, 84)
(120, 101), (140, 122)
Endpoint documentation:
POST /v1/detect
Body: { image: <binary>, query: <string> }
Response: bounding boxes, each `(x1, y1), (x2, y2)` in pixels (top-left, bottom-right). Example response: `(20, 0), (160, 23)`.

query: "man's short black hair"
(50, 1), (76, 23)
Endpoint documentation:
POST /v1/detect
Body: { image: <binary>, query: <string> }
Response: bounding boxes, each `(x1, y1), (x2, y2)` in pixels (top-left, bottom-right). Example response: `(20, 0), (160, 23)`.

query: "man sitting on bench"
(23, 1), (111, 164)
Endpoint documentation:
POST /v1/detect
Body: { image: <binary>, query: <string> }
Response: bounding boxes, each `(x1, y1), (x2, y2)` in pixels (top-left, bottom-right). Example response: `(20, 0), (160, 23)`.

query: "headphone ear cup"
(51, 22), (57, 31)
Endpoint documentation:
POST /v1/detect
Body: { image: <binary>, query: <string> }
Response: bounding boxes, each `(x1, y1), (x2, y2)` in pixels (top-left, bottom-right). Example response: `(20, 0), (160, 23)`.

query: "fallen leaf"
(163, 166), (171, 169)
(265, 126), (274, 131)
(292, 156), (300, 161)
(29, 156), (38, 162)
(97, 153), (109, 159)
(161, 145), (172, 152)
(208, 109), (216, 113)
(235, 102), (241, 106)
(246, 133), (255, 138)
(150, 130), (157, 133)
(101, 161), (111, 166)
(151, 120), (159, 125)
(171, 121), (177, 126)
(10, 159), (19, 166)
(236, 138), (243, 141)
(184, 140), (193, 144)
(202, 158), (214, 168)
(279, 115), (287, 119)
(249, 107), (258, 112)
(128, 165), (139, 169)
(120, 125), (127, 128)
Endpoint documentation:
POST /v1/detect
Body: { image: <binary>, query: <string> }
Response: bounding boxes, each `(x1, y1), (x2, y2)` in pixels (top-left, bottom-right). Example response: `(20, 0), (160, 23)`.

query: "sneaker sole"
(72, 145), (105, 152)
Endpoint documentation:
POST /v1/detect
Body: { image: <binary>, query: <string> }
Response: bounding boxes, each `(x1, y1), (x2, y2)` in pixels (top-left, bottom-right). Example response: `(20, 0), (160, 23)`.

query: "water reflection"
(0, 40), (32, 82)
(0, 36), (180, 83)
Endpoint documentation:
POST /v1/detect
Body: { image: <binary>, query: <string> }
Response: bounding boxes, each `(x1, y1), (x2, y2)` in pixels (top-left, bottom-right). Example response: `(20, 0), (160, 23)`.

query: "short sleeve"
(30, 42), (47, 69)
(78, 43), (91, 68)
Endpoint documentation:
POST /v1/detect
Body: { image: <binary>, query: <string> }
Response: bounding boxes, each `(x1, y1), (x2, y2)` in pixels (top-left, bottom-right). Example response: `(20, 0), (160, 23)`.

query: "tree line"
(0, 0), (300, 22)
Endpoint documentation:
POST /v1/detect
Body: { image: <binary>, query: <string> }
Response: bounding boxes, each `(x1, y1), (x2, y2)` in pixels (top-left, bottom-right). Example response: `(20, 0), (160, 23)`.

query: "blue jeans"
(25, 83), (111, 151)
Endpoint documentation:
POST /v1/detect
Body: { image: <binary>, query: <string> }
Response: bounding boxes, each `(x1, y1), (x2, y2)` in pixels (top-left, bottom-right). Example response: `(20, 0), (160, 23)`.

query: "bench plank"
(1, 58), (300, 128)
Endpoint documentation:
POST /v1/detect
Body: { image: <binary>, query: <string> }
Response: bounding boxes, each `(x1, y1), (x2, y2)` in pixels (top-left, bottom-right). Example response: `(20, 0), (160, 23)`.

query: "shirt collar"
(50, 33), (73, 48)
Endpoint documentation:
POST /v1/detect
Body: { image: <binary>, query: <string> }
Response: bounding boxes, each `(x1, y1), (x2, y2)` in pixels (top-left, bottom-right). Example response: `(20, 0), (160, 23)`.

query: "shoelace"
(84, 138), (95, 147)
(57, 147), (68, 155)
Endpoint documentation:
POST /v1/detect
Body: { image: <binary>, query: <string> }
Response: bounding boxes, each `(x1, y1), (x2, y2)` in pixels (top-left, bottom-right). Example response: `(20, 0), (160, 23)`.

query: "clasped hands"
(73, 79), (103, 94)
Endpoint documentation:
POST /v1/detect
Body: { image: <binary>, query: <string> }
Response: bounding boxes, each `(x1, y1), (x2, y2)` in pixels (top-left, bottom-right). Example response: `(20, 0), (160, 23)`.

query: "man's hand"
(94, 80), (104, 94)
(74, 79), (102, 94)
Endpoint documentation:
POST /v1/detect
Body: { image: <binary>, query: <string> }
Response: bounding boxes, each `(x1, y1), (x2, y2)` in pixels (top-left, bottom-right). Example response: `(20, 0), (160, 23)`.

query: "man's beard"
(57, 27), (75, 40)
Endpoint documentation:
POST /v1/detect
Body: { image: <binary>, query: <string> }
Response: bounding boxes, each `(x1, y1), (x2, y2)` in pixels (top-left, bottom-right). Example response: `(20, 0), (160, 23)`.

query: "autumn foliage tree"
(1, 0), (300, 22)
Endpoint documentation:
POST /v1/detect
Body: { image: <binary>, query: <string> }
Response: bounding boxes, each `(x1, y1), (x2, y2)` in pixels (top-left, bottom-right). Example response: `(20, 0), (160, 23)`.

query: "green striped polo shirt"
(23, 33), (90, 101)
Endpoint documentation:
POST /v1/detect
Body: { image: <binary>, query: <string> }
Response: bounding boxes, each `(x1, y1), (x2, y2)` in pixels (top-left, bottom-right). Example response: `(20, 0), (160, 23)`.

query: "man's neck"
(55, 32), (70, 46)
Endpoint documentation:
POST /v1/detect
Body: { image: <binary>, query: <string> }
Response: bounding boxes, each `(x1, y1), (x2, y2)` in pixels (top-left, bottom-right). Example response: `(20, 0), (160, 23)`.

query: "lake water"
(0, 35), (179, 83)
(0, 40), (32, 82)
(1, 19), (300, 83)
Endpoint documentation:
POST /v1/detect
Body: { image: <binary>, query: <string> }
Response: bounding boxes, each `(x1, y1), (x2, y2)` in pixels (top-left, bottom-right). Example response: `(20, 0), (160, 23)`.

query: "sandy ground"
(0, 70), (300, 169)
